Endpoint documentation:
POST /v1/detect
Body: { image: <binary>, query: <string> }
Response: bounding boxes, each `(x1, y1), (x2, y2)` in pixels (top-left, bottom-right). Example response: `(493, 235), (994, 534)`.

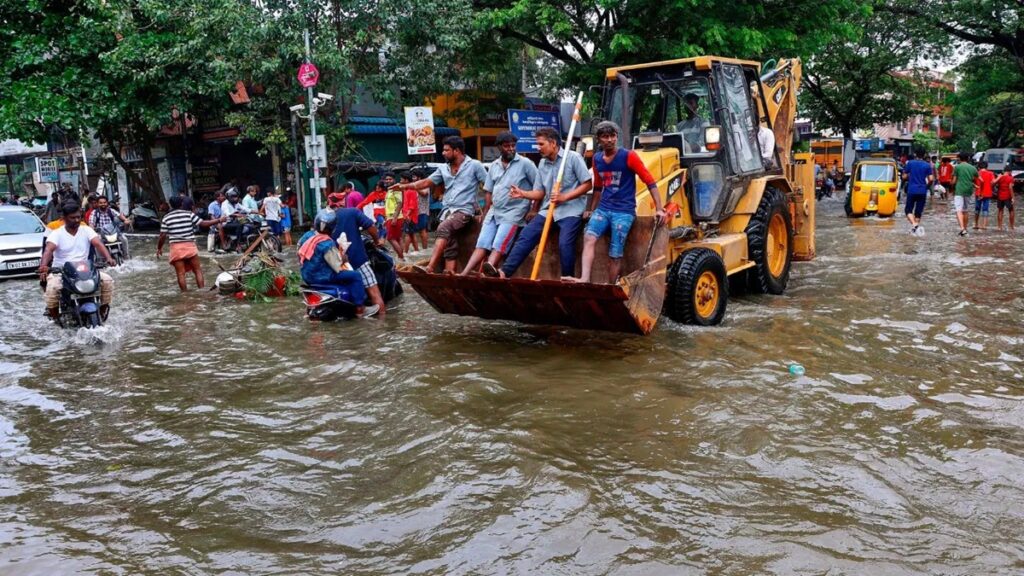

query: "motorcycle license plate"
(5, 259), (40, 270)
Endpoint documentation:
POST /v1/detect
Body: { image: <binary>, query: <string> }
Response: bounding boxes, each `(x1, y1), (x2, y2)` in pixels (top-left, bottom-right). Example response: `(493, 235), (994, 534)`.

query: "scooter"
(54, 260), (106, 329)
(301, 236), (403, 321)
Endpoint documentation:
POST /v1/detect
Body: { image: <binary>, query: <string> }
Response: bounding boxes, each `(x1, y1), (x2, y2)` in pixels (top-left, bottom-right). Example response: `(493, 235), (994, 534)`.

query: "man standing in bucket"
(576, 121), (667, 284)
(486, 127), (592, 279)
(461, 130), (538, 275)
(406, 136), (487, 274)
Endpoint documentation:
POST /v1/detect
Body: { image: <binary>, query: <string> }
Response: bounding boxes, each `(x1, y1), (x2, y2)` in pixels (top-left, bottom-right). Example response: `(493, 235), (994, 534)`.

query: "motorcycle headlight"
(74, 279), (96, 293)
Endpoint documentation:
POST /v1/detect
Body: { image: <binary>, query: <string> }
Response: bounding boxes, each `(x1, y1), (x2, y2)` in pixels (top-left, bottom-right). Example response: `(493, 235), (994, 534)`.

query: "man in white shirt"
(37, 202), (117, 320)
(220, 189), (249, 248)
(758, 124), (776, 168)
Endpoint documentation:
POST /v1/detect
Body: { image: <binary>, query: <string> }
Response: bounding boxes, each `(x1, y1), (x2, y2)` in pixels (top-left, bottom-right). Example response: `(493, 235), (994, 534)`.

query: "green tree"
(950, 53), (1024, 149)
(473, 0), (868, 93)
(800, 11), (932, 139)
(883, 0), (1024, 71)
(0, 0), (248, 206)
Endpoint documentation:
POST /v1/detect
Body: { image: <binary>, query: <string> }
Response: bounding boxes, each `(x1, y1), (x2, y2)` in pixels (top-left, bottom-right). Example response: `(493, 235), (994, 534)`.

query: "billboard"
(507, 109), (561, 154)
(404, 106), (437, 155)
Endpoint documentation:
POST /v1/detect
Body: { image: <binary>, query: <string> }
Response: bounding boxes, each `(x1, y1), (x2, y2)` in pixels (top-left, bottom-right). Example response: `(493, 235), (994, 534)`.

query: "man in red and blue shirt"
(578, 121), (668, 284)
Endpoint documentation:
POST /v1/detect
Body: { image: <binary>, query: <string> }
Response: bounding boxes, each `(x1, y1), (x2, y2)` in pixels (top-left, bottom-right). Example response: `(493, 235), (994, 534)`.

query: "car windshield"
(0, 210), (45, 235)
(607, 76), (714, 155)
(858, 164), (895, 183)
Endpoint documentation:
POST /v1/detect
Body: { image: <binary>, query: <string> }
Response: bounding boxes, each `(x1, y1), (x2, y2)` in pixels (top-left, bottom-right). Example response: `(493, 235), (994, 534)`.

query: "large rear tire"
(666, 248), (728, 326)
(746, 186), (793, 295)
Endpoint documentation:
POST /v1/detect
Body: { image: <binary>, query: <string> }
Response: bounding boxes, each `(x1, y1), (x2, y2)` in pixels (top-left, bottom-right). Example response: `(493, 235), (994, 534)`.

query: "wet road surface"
(1, 198), (1023, 575)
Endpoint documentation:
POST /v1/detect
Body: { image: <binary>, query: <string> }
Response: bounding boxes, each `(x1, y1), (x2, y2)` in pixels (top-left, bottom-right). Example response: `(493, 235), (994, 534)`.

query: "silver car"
(0, 205), (46, 280)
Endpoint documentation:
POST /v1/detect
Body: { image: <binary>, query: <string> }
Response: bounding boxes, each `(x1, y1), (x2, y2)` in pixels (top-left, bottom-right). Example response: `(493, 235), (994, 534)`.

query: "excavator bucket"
(398, 217), (669, 334)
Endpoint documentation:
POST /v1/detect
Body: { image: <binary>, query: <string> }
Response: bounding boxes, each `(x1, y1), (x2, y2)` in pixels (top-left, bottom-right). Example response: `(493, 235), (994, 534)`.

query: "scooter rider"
(220, 189), (251, 249)
(297, 210), (377, 318)
(38, 202), (117, 321)
(87, 196), (133, 258)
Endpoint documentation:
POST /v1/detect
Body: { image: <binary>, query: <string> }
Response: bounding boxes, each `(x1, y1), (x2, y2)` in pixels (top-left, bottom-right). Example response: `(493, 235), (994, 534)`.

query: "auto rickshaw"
(845, 159), (900, 218)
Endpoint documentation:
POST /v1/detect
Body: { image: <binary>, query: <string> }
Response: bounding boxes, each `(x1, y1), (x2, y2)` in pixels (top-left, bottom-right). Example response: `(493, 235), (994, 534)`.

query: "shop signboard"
(405, 106), (437, 155)
(507, 109), (561, 154)
(36, 157), (59, 183)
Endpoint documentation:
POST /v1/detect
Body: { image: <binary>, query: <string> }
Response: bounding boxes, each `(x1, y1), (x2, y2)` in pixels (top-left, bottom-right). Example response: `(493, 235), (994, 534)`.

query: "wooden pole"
(530, 92), (583, 280)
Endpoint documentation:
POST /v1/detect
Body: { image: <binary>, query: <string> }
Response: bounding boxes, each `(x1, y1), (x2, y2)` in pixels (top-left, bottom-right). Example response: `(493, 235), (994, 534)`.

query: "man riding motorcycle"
(38, 202), (118, 321)
(220, 189), (254, 250)
(87, 196), (133, 259)
(297, 209), (377, 318)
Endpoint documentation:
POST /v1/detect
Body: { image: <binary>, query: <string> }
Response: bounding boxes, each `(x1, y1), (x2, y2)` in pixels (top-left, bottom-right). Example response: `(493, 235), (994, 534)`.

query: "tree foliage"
(950, 53), (1024, 149)
(800, 9), (935, 138)
(0, 0), (248, 205)
(473, 0), (867, 95)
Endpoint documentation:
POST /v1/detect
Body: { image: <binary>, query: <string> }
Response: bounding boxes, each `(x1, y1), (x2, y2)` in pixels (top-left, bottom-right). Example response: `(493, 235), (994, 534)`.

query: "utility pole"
(304, 29), (322, 210)
(291, 112), (305, 226)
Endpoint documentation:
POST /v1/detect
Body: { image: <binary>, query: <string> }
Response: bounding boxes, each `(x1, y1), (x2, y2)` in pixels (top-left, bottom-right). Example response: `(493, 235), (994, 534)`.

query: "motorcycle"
(54, 260), (106, 329)
(95, 224), (130, 267)
(129, 202), (160, 232)
(301, 235), (403, 321)
(215, 213), (282, 254)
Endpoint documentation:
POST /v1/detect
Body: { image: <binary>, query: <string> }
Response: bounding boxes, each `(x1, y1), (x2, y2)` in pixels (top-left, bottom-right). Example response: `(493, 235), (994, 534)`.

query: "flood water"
(1, 198), (1023, 575)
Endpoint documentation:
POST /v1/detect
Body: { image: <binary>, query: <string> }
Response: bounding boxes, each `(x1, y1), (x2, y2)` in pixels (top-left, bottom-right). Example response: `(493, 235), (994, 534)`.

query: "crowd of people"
(899, 150), (1015, 237)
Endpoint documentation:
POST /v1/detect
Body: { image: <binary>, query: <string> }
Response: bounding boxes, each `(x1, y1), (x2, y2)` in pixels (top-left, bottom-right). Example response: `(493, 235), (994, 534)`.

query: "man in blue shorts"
(902, 148), (933, 237)
(577, 121), (667, 284)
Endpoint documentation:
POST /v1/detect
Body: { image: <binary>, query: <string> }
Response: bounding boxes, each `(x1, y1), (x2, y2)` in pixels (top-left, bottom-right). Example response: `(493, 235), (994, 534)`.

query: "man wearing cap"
(486, 126), (592, 279)
(577, 120), (668, 284)
(460, 131), (538, 275)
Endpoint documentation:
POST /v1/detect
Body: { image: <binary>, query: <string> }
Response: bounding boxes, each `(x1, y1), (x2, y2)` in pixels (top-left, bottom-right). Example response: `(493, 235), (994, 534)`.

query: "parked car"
(0, 206), (47, 280)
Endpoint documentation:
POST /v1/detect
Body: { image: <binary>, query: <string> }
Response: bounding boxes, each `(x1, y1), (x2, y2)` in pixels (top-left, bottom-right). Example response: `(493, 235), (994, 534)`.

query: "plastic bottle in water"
(788, 363), (805, 376)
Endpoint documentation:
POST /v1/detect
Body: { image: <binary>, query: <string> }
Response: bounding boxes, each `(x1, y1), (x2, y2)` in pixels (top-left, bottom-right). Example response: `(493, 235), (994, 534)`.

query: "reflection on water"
(1, 199), (1022, 574)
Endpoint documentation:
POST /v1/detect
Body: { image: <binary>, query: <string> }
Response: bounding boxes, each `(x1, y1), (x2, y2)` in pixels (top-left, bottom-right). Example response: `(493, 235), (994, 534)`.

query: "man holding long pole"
(485, 126), (592, 279)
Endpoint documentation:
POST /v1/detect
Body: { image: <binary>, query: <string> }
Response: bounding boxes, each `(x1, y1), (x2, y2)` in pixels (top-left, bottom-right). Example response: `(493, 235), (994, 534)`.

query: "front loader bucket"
(398, 217), (668, 335)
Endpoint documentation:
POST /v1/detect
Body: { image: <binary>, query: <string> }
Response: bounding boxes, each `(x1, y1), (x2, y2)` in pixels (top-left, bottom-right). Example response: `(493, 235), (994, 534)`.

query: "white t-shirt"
(221, 199), (239, 218)
(48, 225), (98, 268)
(262, 196), (282, 221)
(758, 126), (776, 164)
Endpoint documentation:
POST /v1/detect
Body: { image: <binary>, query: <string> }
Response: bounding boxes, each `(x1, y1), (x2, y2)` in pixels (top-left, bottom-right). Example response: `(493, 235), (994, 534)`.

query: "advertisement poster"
(404, 107), (437, 155)
(508, 109), (561, 154)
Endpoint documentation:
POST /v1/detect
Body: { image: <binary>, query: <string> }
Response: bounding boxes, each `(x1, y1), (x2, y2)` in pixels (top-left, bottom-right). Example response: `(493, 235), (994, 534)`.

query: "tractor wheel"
(745, 186), (793, 295)
(666, 248), (728, 326)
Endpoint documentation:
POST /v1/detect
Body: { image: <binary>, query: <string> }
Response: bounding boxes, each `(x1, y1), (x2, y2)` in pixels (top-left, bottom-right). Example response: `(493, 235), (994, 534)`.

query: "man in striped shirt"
(157, 195), (226, 291)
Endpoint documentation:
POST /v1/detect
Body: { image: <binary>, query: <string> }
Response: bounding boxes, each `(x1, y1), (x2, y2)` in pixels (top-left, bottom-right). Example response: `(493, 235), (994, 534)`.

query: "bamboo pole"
(530, 92), (584, 280)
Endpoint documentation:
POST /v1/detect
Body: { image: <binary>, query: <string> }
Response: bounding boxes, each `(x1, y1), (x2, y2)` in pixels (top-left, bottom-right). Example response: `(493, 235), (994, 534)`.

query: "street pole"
(291, 111), (305, 226)
(179, 109), (192, 197)
(304, 29), (322, 210)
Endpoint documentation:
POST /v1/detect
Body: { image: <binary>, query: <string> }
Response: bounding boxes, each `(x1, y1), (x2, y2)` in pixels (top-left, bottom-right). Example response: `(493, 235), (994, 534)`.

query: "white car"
(0, 205), (46, 280)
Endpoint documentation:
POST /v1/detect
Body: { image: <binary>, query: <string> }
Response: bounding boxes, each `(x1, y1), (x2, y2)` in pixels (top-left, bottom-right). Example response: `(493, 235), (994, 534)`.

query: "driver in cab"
(676, 93), (710, 153)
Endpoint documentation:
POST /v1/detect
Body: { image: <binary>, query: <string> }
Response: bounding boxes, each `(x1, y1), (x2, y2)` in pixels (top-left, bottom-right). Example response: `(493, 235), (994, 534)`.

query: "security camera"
(289, 104), (305, 113)
(317, 92), (333, 102)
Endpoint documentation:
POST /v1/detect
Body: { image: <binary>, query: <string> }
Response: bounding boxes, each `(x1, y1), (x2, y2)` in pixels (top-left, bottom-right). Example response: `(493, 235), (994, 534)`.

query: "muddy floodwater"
(1, 198), (1023, 575)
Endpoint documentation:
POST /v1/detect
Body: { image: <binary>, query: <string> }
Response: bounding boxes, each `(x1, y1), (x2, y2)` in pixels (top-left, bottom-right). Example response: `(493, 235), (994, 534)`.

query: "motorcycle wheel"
(265, 235), (282, 253)
(84, 312), (102, 328)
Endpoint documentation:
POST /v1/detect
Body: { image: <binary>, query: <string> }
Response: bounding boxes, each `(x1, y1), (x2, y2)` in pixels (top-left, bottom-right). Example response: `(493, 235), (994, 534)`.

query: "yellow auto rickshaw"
(845, 159), (900, 218)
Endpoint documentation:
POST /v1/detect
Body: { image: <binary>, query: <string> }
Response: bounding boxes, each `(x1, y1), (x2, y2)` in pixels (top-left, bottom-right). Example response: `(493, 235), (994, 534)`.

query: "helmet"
(313, 208), (336, 233)
(226, 188), (239, 199)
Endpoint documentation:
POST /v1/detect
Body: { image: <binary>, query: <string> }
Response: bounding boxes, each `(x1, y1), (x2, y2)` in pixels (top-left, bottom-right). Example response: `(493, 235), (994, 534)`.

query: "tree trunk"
(103, 132), (165, 209)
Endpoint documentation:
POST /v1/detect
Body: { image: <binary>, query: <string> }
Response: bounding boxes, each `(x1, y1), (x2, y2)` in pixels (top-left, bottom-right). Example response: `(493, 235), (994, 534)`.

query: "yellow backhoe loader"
(399, 56), (815, 334)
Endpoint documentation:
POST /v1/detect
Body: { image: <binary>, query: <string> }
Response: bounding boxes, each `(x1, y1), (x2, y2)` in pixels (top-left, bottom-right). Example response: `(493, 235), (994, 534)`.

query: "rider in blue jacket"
(297, 210), (377, 317)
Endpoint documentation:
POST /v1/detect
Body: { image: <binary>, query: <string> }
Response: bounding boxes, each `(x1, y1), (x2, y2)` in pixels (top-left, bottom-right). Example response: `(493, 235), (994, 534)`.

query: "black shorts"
(998, 199), (1014, 210)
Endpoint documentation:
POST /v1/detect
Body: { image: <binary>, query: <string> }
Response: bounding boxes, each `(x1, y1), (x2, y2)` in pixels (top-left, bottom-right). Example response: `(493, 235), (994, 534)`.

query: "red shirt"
(357, 190), (387, 218)
(402, 188), (419, 220)
(975, 169), (995, 198)
(938, 163), (954, 183)
(995, 173), (1015, 201)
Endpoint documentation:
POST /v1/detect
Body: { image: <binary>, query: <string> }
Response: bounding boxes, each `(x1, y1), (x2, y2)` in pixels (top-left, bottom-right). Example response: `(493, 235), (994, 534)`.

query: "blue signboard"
(507, 109), (561, 154)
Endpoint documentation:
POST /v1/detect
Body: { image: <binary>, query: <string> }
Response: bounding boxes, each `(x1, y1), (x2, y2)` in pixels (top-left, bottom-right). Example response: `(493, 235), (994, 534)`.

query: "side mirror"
(705, 126), (722, 151)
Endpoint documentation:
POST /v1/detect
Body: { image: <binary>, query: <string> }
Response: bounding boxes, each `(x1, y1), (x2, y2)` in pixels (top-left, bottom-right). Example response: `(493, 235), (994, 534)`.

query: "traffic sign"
(297, 62), (319, 88)
(309, 177), (327, 189)
(304, 135), (326, 163)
